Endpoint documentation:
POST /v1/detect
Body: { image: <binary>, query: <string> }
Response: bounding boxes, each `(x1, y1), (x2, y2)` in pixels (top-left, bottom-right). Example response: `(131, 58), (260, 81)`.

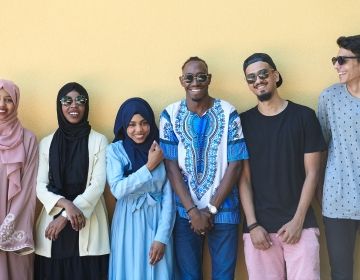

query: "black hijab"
(113, 97), (159, 175)
(46, 82), (91, 199)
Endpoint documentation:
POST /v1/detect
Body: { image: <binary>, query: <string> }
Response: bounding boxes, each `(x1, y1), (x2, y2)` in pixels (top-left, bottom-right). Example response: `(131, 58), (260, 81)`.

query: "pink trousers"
(243, 228), (320, 280)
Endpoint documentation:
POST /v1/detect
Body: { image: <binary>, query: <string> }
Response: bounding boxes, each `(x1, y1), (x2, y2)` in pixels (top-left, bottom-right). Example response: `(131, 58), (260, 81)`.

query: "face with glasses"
(60, 90), (87, 124)
(180, 60), (211, 102)
(245, 61), (279, 102)
(333, 48), (360, 84)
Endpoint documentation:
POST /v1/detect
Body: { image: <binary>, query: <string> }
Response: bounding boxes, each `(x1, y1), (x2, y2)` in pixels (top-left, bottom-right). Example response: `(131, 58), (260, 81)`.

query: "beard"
(257, 91), (272, 102)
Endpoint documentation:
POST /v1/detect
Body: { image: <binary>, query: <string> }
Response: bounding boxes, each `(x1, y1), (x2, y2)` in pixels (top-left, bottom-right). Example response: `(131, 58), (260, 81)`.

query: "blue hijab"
(113, 97), (159, 174)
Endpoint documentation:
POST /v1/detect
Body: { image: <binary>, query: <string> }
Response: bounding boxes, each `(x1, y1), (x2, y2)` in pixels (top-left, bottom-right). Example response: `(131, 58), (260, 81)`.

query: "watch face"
(208, 205), (217, 214)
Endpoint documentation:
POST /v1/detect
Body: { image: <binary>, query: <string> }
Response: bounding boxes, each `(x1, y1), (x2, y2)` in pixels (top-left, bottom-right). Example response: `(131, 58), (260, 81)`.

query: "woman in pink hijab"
(0, 79), (39, 279)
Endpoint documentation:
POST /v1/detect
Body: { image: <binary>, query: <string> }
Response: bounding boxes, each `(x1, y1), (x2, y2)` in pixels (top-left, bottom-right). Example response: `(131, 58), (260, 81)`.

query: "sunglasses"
(59, 95), (87, 107)
(331, 56), (360, 65)
(181, 73), (210, 84)
(245, 68), (274, 84)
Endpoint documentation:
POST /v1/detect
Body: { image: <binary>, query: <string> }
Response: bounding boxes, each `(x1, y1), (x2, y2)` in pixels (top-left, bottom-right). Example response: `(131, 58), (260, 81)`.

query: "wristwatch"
(61, 210), (68, 219)
(207, 203), (218, 215)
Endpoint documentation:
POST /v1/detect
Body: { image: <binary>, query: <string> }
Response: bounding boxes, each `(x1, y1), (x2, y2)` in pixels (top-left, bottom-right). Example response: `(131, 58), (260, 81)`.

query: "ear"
(274, 71), (280, 83)
(207, 73), (212, 84)
(179, 75), (187, 88)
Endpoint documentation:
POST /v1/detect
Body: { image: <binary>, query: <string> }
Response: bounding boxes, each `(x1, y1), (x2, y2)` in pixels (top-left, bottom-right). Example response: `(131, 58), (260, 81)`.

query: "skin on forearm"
(293, 152), (322, 224)
(210, 161), (242, 209)
(164, 159), (195, 210)
(56, 197), (71, 208)
(164, 159), (212, 234)
(238, 160), (257, 225)
(239, 160), (272, 249)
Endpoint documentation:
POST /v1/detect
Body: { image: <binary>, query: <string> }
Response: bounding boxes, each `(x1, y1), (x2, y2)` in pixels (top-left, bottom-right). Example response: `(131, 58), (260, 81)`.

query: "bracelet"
(186, 205), (197, 214)
(248, 222), (259, 232)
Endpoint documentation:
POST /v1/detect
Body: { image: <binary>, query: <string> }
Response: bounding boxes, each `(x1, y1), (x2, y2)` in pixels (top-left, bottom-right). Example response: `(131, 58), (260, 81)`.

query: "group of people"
(0, 34), (359, 280)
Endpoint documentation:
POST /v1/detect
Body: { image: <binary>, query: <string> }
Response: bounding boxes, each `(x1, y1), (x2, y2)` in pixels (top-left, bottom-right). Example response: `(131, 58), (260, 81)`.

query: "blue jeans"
(174, 215), (239, 280)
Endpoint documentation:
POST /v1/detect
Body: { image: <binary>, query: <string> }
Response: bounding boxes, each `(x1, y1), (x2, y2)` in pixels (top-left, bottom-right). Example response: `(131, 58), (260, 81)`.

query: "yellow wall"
(2, 1), (359, 278)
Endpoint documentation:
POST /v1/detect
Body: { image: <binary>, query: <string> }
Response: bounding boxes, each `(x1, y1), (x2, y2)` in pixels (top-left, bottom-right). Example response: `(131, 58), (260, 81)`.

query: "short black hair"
(337, 35), (360, 61)
(182, 56), (208, 71)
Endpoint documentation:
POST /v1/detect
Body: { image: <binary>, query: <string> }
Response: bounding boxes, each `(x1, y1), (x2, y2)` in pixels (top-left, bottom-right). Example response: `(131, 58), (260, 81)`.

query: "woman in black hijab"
(35, 82), (110, 280)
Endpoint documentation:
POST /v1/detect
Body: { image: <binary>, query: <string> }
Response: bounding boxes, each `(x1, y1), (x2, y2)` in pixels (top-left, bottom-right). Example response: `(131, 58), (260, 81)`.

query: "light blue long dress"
(106, 141), (175, 280)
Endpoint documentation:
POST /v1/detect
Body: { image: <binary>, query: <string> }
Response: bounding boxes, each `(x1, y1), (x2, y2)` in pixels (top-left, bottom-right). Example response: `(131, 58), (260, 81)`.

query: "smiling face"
(245, 61), (280, 102)
(0, 88), (15, 121)
(180, 60), (212, 102)
(61, 90), (86, 124)
(334, 48), (360, 85)
(126, 114), (150, 144)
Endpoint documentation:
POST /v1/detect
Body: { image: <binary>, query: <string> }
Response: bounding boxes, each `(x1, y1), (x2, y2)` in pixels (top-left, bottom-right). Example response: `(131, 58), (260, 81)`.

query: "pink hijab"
(0, 79), (25, 201)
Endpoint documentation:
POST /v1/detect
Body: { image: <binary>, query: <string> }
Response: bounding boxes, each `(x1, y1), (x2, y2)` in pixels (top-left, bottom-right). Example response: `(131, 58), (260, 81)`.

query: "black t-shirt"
(240, 101), (326, 233)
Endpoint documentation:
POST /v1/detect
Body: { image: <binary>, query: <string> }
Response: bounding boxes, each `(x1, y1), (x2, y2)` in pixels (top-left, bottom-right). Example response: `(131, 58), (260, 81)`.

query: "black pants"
(323, 216), (360, 280)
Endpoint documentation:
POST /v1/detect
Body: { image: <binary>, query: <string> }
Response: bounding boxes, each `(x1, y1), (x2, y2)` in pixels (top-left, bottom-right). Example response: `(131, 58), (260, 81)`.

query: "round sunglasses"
(59, 95), (88, 107)
(181, 73), (210, 84)
(245, 68), (274, 84)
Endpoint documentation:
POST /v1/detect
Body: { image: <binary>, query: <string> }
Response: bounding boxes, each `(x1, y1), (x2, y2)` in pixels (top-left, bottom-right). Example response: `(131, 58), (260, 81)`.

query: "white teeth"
(190, 89), (201, 92)
(69, 112), (78, 115)
(0, 110), (5, 113)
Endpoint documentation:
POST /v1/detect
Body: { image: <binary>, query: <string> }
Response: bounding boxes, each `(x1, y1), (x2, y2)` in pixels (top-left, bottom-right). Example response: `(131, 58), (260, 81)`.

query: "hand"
(189, 207), (213, 235)
(249, 226), (272, 250)
(63, 200), (86, 231)
(277, 218), (303, 244)
(146, 141), (164, 171)
(149, 241), (165, 265)
(45, 216), (67, 240)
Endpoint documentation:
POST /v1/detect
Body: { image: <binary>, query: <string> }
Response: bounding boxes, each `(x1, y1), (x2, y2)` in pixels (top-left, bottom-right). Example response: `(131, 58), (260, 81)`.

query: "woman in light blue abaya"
(107, 98), (175, 280)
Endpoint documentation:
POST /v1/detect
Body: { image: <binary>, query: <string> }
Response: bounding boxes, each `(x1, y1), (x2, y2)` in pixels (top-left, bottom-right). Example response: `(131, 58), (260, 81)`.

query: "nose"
(69, 100), (78, 108)
(135, 124), (143, 133)
(190, 77), (199, 86)
(253, 75), (263, 86)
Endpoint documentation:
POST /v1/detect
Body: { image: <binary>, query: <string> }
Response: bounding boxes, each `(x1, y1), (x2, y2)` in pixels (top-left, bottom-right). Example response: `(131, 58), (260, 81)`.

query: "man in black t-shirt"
(238, 53), (326, 280)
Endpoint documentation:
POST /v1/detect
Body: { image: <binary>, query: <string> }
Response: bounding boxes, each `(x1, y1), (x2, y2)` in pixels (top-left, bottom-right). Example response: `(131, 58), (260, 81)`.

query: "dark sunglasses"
(331, 56), (360, 65)
(245, 68), (274, 84)
(59, 95), (87, 107)
(181, 73), (210, 84)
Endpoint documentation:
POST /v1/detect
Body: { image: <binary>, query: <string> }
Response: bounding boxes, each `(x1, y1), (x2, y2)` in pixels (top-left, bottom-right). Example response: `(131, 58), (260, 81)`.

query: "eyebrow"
(129, 120), (148, 124)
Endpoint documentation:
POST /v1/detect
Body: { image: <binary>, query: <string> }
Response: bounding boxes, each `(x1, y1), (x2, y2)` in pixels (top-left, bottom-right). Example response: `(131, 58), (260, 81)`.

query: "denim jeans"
(173, 215), (239, 280)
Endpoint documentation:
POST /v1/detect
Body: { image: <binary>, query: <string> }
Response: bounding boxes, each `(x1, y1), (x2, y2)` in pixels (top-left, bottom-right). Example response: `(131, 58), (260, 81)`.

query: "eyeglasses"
(331, 56), (360, 65)
(181, 73), (210, 84)
(245, 68), (274, 84)
(59, 95), (87, 107)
